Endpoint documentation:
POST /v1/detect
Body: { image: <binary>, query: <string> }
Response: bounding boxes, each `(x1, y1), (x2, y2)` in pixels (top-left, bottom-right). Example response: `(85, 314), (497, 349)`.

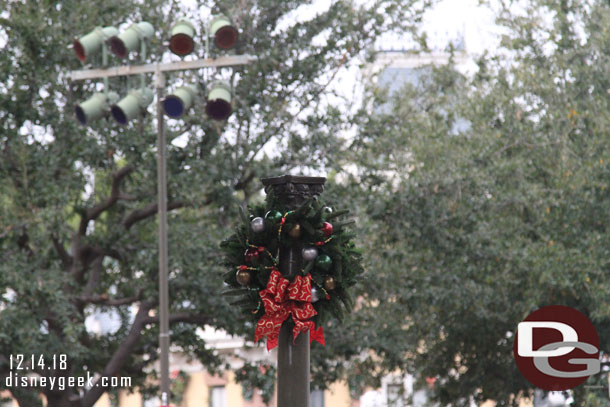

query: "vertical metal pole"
(277, 246), (310, 407)
(261, 175), (326, 407)
(204, 21), (210, 59)
(140, 41), (147, 90)
(203, 22), (210, 86)
(156, 68), (170, 406)
(102, 42), (108, 93)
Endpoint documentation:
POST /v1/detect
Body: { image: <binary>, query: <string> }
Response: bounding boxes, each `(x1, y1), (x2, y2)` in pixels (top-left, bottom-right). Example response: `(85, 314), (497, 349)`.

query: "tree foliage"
(342, 0), (610, 405)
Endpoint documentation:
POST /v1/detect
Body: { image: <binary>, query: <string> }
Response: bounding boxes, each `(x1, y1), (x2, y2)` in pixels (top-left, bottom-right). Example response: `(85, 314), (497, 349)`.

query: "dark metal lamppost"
(261, 175), (326, 407)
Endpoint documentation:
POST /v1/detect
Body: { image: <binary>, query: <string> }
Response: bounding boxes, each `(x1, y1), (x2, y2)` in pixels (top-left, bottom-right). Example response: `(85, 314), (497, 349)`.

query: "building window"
(310, 389), (324, 407)
(210, 386), (226, 407)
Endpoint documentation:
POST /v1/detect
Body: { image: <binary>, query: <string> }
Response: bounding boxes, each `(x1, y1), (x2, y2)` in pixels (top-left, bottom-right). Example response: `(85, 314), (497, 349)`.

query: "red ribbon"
(255, 269), (325, 350)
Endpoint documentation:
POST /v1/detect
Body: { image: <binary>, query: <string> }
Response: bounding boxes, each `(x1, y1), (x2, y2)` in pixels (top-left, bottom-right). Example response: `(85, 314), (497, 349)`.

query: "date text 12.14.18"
(9, 354), (67, 371)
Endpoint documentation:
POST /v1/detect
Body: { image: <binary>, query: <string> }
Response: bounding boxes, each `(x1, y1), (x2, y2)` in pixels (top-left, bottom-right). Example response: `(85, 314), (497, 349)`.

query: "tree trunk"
(43, 389), (80, 407)
(10, 388), (44, 407)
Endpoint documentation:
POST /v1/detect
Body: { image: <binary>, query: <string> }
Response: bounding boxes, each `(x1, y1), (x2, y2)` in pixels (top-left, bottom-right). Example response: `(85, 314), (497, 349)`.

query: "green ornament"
(265, 210), (283, 224)
(315, 254), (332, 271)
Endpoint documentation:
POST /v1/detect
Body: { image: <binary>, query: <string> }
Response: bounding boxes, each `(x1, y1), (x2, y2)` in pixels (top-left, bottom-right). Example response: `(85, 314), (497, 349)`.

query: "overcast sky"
(418, 0), (500, 54)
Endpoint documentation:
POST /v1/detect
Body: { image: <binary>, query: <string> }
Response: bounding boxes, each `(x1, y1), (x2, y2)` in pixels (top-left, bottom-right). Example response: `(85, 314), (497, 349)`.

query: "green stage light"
(74, 92), (119, 125)
(73, 26), (118, 62)
(206, 81), (232, 120)
(169, 20), (196, 56)
(209, 15), (238, 50)
(109, 22), (154, 59)
(111, 88), (154, 125)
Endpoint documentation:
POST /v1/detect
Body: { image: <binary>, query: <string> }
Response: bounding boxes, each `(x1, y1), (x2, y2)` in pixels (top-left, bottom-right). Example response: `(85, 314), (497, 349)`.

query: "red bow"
(255, 269), (325, 350)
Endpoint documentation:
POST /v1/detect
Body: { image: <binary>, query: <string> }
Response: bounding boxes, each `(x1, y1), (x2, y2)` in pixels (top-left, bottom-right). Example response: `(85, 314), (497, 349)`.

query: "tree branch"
(82, 256), (103, 298)
(84, 245), (123, 262)
(78, 165), (135, 235)
(71, 165), (134, 280)
(51, 235), (72, 270)
(78, 289), (143, 307)
(142, 312), (210, 326)
(244, 52), (349, 166)
(16, 229), (34, 256)
(81, 301), (154, 407)
(234, 170), (255, 191)
(121, 200), (186, 230)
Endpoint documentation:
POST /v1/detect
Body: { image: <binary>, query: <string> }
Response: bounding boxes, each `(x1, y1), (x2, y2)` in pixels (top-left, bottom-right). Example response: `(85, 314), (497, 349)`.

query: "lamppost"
(261, 175), (327, 407)
(69, 17), (254, 406)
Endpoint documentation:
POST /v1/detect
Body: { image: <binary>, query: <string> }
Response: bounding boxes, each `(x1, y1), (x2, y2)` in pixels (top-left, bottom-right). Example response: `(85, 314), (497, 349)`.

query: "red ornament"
(257, 246), (266, 253)
(321, 222), (333, 237)
(244, 248), (259, 263)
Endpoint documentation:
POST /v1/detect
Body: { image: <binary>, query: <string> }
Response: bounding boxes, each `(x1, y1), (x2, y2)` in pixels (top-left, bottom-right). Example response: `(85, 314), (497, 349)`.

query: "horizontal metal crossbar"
(69, 54), (256, 81)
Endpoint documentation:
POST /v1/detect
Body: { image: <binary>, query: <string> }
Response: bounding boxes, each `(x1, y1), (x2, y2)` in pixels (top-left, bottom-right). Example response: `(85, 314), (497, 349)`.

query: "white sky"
(419, 0), (500, 55)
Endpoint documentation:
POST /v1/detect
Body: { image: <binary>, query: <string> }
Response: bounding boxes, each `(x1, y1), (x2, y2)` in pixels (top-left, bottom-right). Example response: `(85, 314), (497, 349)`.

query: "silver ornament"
(302, 247), (318, 262)
(251, 217), (265, 233)
(311, 286), (322, 303)
(322, 206), (333, 216)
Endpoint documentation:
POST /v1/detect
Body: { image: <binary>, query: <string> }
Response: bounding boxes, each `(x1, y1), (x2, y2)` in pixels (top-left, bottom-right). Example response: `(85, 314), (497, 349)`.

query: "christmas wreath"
(220, 191), (363, 350)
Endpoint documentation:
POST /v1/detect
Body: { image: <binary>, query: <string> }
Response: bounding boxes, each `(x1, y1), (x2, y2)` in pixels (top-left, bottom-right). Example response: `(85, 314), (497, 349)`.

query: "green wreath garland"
(220, 191), (363, 343)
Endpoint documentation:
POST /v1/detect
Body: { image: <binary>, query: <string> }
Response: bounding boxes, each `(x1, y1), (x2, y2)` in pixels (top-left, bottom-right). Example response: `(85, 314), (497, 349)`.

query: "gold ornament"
(288, 223), (302, 238)
(323, 275), (336, 291)
(236, 270), (252, 286)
